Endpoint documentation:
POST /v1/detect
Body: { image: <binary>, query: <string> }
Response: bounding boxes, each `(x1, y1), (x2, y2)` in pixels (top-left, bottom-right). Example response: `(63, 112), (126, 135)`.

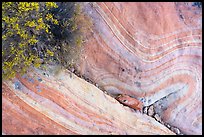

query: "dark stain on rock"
(135, 81), (141, 87)
(179, 14), (184, 19)
(14, 81), (22, 90)
(135, 66), (142, 73)
(37, 77), (43, 82)
(192, 2), (202, 8)
(28, 77), (34, 83)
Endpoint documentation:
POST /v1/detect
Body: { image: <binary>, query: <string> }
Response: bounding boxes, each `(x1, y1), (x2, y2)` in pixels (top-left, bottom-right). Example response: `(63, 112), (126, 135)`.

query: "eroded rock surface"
(77, 2), (202, 135)
(2, 2), (202, 135)
(2, 66), (174, 135)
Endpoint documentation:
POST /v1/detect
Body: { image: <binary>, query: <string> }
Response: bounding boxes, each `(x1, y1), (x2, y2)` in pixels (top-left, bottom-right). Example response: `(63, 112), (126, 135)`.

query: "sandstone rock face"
(2, 66), (174, 135)
(77, 2), (202, 135)
(2, 2), (202, 135)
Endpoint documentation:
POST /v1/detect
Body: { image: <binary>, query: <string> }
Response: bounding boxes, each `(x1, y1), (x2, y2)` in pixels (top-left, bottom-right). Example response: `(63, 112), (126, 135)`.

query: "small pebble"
(165, 123), (171, 129)
(170, 127), (181, 135)
(95, 84), (98, 87)
(143, 106), (148, 114)
(70, 67), (75, 72)
(147, 105), (154, 116)
(154, 113), (161, 123)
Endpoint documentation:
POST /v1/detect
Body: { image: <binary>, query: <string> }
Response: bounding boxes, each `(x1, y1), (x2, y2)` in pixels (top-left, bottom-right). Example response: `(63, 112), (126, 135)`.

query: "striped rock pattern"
(77, 2), (202, 135)
(2, 66), (174, 135)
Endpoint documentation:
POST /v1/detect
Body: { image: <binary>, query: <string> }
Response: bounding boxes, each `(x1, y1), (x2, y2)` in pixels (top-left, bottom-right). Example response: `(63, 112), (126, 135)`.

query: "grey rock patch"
(147, 105), (154, 116)
(70, 67), (75, 73)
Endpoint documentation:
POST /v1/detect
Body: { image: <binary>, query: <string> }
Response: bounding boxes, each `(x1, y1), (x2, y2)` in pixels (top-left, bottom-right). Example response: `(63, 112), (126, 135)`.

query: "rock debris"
(68, 67), (184, 135)
(142, 104), (183, 135)
(147, 105), (155, 116)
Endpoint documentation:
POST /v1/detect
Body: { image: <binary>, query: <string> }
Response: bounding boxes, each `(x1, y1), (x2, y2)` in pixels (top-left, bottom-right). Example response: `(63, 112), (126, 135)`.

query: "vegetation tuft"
(2, 2), (93, 80)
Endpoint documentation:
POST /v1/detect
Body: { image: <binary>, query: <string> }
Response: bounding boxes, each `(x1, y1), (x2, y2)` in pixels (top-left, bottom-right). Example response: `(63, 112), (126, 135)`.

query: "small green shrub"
(2, 2), (93, 80)
(2, 2), (58, 79)
(48, 2), (93, 68)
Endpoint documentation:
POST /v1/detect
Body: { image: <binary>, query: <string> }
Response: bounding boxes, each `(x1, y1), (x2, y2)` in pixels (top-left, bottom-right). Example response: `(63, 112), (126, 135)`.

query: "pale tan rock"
(2, 2), (202, 135)
(2, 67), (174, 135)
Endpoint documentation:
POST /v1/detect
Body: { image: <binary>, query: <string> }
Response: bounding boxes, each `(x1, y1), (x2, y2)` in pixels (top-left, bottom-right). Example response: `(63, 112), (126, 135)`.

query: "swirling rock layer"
(2, 2), (202, 135)
(2, 66), (174, 135)
(77, 2), (202, 135)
